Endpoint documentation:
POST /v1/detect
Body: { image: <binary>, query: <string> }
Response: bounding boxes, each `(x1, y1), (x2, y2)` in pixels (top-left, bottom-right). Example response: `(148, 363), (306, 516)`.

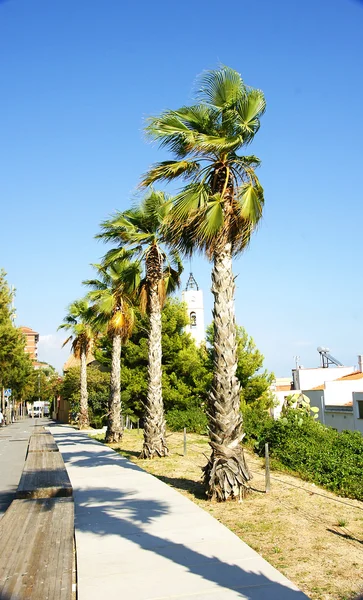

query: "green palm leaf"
(235, 89), (266, 141)
(237, 182), (264, 224)
(170, 183), (210, 221)
(198, 198), (224, 243)
(141, 160), (200, 186)
(199, 66), (246, 108)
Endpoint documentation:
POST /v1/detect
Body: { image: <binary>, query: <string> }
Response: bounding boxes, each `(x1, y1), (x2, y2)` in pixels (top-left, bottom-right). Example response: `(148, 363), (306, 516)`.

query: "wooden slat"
(28, 433), (59, 453)
(33, 426), (49, 434)
(0, 498), (74, 600)
(16, 451), (72, 499)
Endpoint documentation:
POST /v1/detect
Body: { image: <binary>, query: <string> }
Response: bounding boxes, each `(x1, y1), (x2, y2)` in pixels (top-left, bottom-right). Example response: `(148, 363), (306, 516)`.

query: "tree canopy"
(0, 269), (34, 401)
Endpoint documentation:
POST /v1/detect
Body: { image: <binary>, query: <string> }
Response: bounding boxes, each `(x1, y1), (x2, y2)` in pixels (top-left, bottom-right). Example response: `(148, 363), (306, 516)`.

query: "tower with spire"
(181, 273), (205, 346)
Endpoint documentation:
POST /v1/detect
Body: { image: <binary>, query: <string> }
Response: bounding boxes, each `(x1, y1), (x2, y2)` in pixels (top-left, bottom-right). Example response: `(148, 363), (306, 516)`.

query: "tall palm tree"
(84, 252), (140, 443)
(141, 66), (266, 499)
(97, 189), (182, 458)
(59, 299), (94, 429)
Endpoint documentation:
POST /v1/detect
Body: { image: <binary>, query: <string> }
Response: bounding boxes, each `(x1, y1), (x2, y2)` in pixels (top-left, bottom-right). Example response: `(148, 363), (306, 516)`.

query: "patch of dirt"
(104, 430), (363, 600)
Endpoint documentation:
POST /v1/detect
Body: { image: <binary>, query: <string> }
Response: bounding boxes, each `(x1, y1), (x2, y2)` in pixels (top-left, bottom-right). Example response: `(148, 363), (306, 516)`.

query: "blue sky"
(1, 0), (363, 375)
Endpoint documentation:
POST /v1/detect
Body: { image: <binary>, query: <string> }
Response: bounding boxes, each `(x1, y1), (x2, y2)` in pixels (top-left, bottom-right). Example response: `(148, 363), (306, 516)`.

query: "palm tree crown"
(142, 66), (265, 256)
(59, 299), (94, 358)
(85, 252), (140, 342)
(98, 189), (182, 305)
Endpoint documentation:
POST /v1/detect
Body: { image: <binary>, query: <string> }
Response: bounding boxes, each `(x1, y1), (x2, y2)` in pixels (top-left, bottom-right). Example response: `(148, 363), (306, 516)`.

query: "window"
(190, 312), (197, 327)
(358, 401), (363, 419)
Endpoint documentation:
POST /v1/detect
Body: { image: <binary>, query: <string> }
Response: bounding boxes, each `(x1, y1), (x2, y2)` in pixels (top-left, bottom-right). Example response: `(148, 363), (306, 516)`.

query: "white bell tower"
(182, 273), (205, 346)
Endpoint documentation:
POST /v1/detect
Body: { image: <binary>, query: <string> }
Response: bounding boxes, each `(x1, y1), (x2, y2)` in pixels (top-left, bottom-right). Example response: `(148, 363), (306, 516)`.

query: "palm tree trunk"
(79, 348), (90, 429)
(141, 281), (168, 458)
(203, 243), (251, 500)
(105, 333), (123, 443)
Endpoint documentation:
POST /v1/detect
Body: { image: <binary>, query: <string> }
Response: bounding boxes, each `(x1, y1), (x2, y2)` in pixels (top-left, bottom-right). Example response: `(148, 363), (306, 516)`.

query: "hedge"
(243, 408), (363, 501)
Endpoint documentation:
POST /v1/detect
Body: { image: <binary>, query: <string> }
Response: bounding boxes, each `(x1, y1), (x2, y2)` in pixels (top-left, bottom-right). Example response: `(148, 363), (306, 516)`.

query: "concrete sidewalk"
(51, 425), (309, 600)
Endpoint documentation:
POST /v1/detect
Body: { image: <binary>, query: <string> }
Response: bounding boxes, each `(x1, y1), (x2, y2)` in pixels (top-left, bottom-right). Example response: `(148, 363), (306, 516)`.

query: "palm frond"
(139, 284), (148, 314)
(141, 160), (200, 187)
(157, 279), (167, 308)
(61, 334), (73, 348)
(194, 133), (243, 154)
(235, 89), (266, 142)
(197, 198), (224, 243)
(198, 66), (246, 109)
(169, 183), (210, 222)
(237, 181), (264, 224)
(172, 105), (220, 133)
(145, 112), (198, 158)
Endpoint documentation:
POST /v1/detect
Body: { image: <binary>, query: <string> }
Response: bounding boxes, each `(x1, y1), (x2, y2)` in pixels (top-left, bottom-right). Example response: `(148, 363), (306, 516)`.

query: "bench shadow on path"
(52, 431), (308, 599)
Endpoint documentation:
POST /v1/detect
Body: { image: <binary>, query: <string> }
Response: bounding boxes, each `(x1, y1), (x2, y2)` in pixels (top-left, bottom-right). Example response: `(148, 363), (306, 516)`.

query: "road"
(0, 417), (50, 517)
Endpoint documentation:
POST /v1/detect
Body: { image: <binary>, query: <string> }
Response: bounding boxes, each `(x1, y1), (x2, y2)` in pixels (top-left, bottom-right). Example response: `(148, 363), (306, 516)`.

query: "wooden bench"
(17, 435), (72, 499)
(0, 429), (75, 599)
(0, 497), (74, 600)
(33, 425), (48, 433)
(28, 433), (59, 453)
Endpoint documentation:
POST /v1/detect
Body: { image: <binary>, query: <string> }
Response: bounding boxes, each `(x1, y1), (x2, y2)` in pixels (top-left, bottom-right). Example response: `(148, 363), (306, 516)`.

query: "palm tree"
(141, 66), (266, 499)
(97, 189), (182, 458)
(85, 252), (140, 443)
(59, 299), (94, 429)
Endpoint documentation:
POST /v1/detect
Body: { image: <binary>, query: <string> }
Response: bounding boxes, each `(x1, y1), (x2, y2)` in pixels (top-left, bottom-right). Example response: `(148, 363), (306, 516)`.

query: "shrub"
(166, 408), (208, 434)
(243, 409), (363, 501)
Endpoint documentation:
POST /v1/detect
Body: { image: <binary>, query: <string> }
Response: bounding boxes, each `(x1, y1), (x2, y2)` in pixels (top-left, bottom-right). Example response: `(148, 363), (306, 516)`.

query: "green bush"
(243, 409), (363, 501)
(166, 408), (208, 434)
(90, 413), (107, 429)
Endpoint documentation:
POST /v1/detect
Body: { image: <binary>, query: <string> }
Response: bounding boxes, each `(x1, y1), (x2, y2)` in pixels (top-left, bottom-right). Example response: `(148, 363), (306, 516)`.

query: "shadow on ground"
(52, 428), (309, 599)
(154, 474), (206, 500)
(73, 485), (308, 599)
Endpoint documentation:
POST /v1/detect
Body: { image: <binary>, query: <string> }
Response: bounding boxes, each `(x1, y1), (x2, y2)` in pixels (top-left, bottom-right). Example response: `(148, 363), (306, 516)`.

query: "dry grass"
(98, 429), (363, 600)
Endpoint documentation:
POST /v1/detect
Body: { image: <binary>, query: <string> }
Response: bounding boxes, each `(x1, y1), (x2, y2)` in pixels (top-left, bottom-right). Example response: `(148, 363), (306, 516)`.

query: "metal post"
(183, 427), (187, 456)
(265, 443), (271, 493)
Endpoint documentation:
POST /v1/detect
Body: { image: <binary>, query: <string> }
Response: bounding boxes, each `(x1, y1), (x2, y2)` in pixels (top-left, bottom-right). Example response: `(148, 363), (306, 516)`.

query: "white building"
(182, 273), (205, 346)
(272, 349), (363, 433)
(304, 371), (363, 434)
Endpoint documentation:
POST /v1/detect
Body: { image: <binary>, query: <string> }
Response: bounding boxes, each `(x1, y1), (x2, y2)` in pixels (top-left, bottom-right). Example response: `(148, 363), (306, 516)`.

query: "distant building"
(272, 349), (363, 434)
(182, 273), (205, 346)
(19, 326), (39, 361)
(63, 351), (97, 372)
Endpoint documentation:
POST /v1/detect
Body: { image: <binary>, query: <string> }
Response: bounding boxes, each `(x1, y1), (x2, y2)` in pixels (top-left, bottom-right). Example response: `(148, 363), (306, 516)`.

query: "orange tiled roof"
(275, 385), (292, 392)
(19, 326), (39, 335)
(311, 384), (325, 390)
(336, 372), (363, 381)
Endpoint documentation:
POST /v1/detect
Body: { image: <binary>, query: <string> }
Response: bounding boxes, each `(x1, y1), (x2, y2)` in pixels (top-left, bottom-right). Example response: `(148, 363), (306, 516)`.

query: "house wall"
(303, 390), (326, 423)
(324, 410), (355, 432)
(324, 379), (363, 406)
(305, 388), (363, 433)
(294, 366), (355, 390)
(19, 327), (39, 360)
(353, 393), (363, 433)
